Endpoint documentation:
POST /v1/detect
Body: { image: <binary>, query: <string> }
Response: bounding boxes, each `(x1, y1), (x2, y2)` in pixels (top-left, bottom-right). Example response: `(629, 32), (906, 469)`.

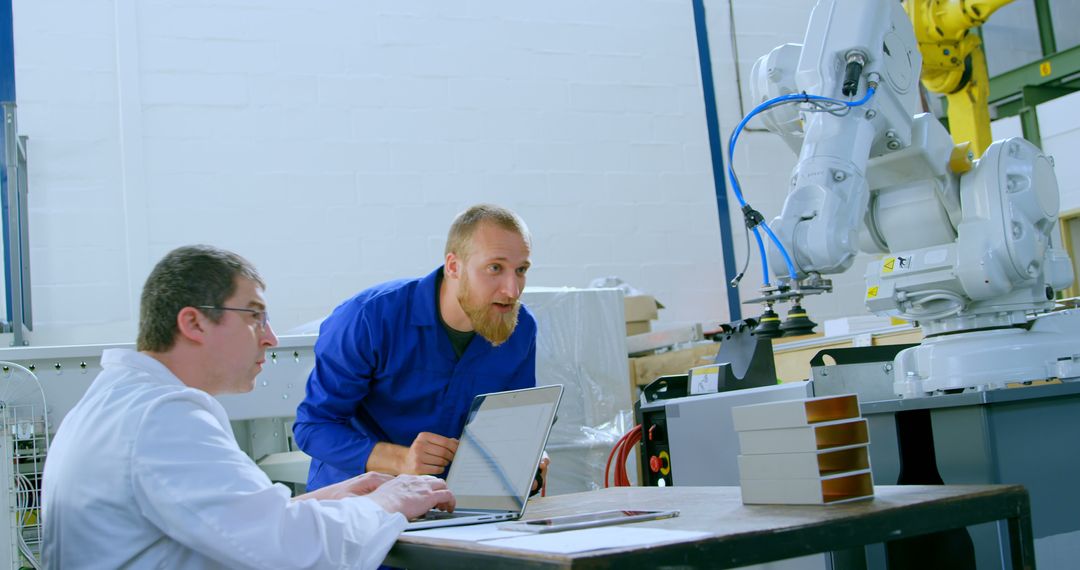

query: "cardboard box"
(737, 445), (870, 480)
(624, 295), (659, 322)
(731, 394), (860, 432)
(736, 418), (869, 455)
(740, 470), (874, 505)
(627, 342), (720, 390)
(626, 321), (651, 336)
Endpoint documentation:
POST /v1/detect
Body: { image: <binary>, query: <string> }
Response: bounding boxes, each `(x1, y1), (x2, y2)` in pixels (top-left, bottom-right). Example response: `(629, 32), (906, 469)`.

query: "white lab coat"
(42, 349), (406, 569)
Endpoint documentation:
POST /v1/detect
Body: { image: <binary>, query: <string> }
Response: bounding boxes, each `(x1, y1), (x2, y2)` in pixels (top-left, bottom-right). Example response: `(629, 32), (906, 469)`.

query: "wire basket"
(0, 363), (49, 569)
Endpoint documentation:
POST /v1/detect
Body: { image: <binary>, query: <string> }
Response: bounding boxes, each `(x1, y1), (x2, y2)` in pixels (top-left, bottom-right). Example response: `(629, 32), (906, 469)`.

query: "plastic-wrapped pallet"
(521, 287), (634, 494)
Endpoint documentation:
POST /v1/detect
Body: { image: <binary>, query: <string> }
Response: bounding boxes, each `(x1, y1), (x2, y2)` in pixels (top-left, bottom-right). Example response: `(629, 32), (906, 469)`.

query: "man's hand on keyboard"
(366, 474), (457, 519)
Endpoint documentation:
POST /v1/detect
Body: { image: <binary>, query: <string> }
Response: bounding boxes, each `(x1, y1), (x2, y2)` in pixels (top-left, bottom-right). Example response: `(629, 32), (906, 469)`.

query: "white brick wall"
(15, 0), (1076, 346)
(13, 0), (769, 345)
(1036, 92), (1080, 216)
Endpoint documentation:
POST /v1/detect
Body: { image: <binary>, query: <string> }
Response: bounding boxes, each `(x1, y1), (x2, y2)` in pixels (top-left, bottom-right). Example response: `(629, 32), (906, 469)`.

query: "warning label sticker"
(866, 286), (879, 299)
(882, 255), (912, 274)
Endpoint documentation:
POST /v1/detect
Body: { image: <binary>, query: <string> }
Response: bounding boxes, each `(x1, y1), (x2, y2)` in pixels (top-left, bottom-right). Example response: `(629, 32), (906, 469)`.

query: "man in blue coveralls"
(294, 204), (543, 491)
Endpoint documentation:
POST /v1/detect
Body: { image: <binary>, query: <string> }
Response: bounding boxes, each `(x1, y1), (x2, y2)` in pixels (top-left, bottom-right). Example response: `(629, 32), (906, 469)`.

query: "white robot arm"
(748, 0), (1076, 396)
(754, 0), (929, 278)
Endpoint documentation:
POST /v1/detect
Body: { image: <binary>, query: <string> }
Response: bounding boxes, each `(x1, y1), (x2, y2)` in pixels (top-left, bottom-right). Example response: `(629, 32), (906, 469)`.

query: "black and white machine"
(740, 0), (1075, 397)
(634, 1), (1080, 565)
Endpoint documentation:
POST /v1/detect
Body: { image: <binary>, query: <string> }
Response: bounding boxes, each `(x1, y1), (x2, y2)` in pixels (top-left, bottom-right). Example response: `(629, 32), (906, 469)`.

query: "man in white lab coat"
(42, 245), (455, 569)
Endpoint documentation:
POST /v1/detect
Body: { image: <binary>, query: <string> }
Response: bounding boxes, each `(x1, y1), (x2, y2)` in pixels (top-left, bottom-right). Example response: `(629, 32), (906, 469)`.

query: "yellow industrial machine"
(904, 0), (1013, 157)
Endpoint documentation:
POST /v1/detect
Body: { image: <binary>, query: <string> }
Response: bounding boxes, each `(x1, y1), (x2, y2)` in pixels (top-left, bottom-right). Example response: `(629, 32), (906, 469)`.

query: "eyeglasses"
(196, 306), (270, 329)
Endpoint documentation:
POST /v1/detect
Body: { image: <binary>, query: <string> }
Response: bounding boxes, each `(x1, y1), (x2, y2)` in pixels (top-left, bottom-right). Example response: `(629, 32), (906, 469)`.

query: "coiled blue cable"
(728, 87), (876, 286)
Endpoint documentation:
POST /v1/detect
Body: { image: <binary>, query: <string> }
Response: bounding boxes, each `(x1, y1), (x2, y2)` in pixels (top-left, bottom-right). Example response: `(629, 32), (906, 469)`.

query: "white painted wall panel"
(12, 0), (740, 345)
(14, 0), (1077, 347)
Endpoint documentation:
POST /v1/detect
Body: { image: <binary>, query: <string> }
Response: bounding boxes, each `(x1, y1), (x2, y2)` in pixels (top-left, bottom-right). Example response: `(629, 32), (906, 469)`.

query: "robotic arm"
(752, 0), (951, 282)
(746, 0), (1076, 396)
(908, 0), (1015, 157)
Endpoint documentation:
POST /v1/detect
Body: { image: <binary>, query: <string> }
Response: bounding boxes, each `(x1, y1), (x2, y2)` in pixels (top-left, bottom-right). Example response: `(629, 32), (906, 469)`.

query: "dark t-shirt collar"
(435, 269), (475, 359)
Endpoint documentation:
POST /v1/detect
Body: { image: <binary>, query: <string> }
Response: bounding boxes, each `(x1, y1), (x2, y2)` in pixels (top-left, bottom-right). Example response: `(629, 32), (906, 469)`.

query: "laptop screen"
(445, 385), (563, 512)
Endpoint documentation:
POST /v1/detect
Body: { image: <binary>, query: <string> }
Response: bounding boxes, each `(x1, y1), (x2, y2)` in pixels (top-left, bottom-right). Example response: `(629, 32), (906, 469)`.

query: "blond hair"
(445, 204), (531, 259)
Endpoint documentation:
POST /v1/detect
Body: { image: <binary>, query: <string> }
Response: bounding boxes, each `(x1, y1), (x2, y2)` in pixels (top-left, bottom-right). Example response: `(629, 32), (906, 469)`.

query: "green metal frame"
(988, 44), (1080, 147)
(985, 4), (1080, 148)
(989, 44), (1080, 110)
(1033, 0), (1056, 57)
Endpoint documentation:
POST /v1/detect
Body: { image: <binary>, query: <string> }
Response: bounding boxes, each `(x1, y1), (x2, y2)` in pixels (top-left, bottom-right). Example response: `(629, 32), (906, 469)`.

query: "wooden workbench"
(385, 485), (1034, 569)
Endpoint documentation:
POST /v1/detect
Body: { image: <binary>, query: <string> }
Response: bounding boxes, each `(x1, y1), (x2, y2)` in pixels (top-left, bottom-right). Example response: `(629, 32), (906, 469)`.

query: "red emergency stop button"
(649, 455), (662, 473)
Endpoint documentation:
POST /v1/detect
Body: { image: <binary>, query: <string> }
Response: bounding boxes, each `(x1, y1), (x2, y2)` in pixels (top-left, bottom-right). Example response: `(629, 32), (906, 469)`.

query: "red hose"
(604, 425), (642, 487)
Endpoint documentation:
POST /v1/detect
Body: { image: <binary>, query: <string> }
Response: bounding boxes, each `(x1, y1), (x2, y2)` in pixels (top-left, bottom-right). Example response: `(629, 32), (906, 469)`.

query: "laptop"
(405, 384), (563, 531)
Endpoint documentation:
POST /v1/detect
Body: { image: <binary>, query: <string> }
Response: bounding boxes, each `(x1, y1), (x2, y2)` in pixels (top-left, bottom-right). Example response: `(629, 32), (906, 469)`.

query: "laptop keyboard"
(418, 510), (465, 521)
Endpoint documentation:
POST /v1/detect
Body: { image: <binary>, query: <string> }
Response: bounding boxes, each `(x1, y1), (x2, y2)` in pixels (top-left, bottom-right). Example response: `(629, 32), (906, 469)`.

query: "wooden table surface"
(385, 484), (1034, 569)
